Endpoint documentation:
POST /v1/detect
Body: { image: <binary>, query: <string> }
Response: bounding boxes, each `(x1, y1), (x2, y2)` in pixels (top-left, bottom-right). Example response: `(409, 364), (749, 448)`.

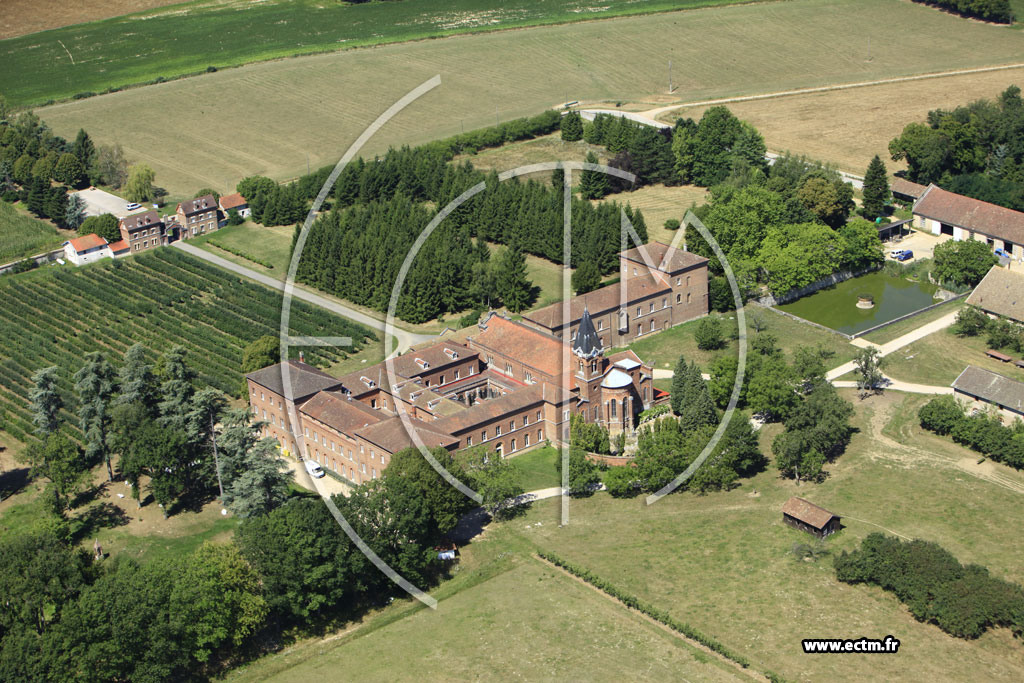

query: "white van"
(304, 459), (325, 478)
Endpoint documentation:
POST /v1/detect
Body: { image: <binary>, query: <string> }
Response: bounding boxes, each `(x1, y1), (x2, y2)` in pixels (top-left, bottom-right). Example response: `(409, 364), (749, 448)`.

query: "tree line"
(835, 533), (1024, 640)
(4, 343), (526, 680)
(918, 394), (1024, 469)
(952, 304), (1024, 354)
(889, 85), (1024, 211)
(910, 0), (1014, 23)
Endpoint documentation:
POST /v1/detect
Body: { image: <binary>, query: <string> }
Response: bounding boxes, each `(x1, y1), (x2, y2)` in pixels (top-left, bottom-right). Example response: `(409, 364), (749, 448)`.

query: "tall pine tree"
(496, 244), (533, 313)
(579, 151), (609, 200)
(74, 352), (117, 481)
(861, 155), (890, 220)
(560, 111), (583, 142)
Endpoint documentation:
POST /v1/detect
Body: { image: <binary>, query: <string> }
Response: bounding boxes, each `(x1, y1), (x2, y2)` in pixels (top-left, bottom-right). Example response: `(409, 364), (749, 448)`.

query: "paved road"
(173, 241), (435, 353)
(825, 310), (960, 381)
(74, 187), (147, 218)
(833, 378), (952, 395)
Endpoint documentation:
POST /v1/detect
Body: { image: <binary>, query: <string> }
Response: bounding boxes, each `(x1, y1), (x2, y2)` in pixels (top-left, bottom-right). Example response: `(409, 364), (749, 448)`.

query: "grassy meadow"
(882, 327), (1024, 386)
(36, 0), (1024, 196)
(191, 220), (296, 273)
(0, 201), (65, 263)
(618, 304), (859, 373)
(230, 388), (1024, 682)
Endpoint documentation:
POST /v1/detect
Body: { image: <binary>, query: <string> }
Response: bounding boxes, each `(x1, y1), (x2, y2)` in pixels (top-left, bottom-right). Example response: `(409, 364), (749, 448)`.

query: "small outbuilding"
(63, 233), (111, 266)
(782, 496), (840, 538)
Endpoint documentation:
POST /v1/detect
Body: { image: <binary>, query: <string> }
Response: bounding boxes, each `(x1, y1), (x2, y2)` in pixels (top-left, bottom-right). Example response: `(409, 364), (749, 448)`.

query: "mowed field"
(37, 0), (1024, 197)
(657, 65), (1024, 174)
(0, 0), (181, 40)
(232, 389), (1024, 682)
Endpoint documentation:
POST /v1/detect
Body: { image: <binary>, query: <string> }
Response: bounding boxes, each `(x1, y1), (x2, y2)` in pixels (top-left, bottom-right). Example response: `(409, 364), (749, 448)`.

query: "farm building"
(63, 233), (111, 266)
(952, 366), (1024, 422)
(912, 184), (1024, 261)
(219, 192), (250, 219)
(890, 177), (927, 204)
(966, 266), (1024, 324)
(782, 497), (840, 538)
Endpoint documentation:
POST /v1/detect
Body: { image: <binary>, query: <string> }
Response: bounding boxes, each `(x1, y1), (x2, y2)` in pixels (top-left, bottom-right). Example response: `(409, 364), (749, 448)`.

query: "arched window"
(610, 400), (617, 418)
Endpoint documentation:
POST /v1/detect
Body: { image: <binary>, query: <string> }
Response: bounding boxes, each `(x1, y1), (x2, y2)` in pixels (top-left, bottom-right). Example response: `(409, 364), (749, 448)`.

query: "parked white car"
(304, 459), (325, 478)
(125, 202), (142, 211)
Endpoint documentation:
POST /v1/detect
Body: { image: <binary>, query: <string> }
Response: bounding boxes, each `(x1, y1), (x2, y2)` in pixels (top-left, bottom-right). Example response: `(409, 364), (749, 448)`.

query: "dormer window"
(414, 358), (429, 370)
(360, 376), (375, 388)
(443, 347), (458, 360)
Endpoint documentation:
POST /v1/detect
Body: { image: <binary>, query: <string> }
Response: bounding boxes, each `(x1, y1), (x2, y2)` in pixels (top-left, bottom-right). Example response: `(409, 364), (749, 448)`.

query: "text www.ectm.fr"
(802, 636), (900, 654)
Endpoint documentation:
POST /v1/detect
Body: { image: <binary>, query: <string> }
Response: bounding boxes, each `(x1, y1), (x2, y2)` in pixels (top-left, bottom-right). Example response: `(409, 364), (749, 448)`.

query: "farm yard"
(35, 0), (1024, 196)
(0, 249), (374, 444)
(0, 201), (66, 263)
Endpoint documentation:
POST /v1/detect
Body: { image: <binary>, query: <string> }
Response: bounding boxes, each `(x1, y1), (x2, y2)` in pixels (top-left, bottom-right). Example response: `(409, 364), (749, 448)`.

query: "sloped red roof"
(108, 239), (130, 253)
(524, 272), (671, 330)
(620, 240), (709, 273)
(914, 184), (1024, 245)
(782, 497), (837, 529)
(219, 192), (247, 210)
(67, 233), (108, 252)
(469, 313), (566, 379)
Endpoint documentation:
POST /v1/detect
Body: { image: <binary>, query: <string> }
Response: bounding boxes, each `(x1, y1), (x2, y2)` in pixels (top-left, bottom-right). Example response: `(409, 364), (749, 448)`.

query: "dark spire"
(572, 307), (603, 359)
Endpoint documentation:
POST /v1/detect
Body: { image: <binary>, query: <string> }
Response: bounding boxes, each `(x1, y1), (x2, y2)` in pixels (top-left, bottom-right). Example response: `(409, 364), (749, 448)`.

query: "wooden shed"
(782, 497), (840, 538)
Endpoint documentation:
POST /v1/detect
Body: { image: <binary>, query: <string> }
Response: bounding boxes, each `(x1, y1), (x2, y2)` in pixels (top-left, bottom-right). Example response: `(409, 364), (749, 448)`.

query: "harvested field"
(36, 0), (1024, 196)
(0, 0), (181, 40)
(657, 66), (1024, 173)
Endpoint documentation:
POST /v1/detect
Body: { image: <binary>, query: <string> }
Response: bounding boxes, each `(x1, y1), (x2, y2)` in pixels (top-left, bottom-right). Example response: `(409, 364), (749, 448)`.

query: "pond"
(776, 271), (939, 335)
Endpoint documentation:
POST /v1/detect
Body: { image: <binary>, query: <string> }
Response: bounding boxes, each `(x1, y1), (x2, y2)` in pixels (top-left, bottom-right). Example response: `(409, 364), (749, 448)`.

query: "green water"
(777, 272), (939, 335)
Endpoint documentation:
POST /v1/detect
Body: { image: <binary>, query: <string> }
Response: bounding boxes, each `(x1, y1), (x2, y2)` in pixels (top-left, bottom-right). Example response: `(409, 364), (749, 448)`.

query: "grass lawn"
(229, 523), (747, 683)
(605, 184), (709, 244)
(882, 328), (1023, 386)
(37, 0), (1024, 196)
(191, 221), (296, 274)
(507, 389), (1024, 681)
(507, 445), (560, 491)
(0, 201), (66, 263)
(860, 298), (965, 346)
(619, 304), (858, 373)
(487, 242), (567, 310)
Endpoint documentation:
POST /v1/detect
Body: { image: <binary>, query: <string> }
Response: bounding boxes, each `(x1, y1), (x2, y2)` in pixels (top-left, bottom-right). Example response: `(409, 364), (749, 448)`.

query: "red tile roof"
(914, 184), (1024, 245)
(388, 341), (478, 378)
(299, 390), (383, 434)
(469, 313), (567, 379)
(523, 272), (671, 330)
(781, 497), (837, 529)
(67, 233), (108, 252)
(219, 192), (247, 210)
(620, 241), (708, 273)
(108, 239), (130, 253)
(354, 416), (459, 454)
(891, 177), (927, 199)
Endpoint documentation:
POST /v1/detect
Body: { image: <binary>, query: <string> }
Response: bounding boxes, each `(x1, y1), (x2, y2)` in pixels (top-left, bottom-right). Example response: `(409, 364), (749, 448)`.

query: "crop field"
(0, 201), (66, 263)
(658, 66), (1024, 174)
(0, 0), (181, 40)
(36, 0), (1024, 196)
(0, 0), (763, 107)
(0, 249), (374, 444)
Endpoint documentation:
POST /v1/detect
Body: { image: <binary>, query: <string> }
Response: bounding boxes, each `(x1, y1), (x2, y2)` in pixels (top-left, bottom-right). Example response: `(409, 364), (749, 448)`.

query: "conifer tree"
(115, 343), (158, 412)
(579, 151), (609, 200)
(572, 260), (601, 295)
(74, 352), (117, 481)
(29, 366), (63, 437)
(861, 155), (890, 219)
(496, 244), (532, 313)
(560, 110), (583, 142)
(157, 347), (196, 431)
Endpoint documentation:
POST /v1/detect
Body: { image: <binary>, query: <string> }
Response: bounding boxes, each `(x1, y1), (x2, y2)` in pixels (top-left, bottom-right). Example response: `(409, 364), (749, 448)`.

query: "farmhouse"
(248, 306), (658, 484)
(118, 210), (166, 254)
(912, 184), (1024, 261)
(966, 266), (1024, 324)
(219, 192), (250, 219)
(782, 497), (840, 538)
(175, 194), (220, 239)
(952, 365), (1024, 422)
(63, 233), (111, 265)
(890, 177), (927, 204)
(522, 240), (709, 346)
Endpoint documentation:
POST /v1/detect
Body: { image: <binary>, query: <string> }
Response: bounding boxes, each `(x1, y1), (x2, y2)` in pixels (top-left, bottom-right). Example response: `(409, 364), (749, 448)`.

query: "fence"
(849, 291), (969, 339)
(0, 247), (65, 276)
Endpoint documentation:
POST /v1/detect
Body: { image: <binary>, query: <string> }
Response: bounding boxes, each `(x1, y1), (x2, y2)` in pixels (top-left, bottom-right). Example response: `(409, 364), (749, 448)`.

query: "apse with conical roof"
(572, 307), (603, 359)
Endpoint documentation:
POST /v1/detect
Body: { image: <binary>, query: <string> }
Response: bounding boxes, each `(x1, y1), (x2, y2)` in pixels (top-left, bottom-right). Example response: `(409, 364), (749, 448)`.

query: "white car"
(304, 459), (326, 478)
(125, 202), (142, 211)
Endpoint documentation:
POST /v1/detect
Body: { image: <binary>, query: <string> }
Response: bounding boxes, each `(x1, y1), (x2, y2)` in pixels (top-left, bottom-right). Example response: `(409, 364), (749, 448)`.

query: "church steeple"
(572, 307), (603, 360)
